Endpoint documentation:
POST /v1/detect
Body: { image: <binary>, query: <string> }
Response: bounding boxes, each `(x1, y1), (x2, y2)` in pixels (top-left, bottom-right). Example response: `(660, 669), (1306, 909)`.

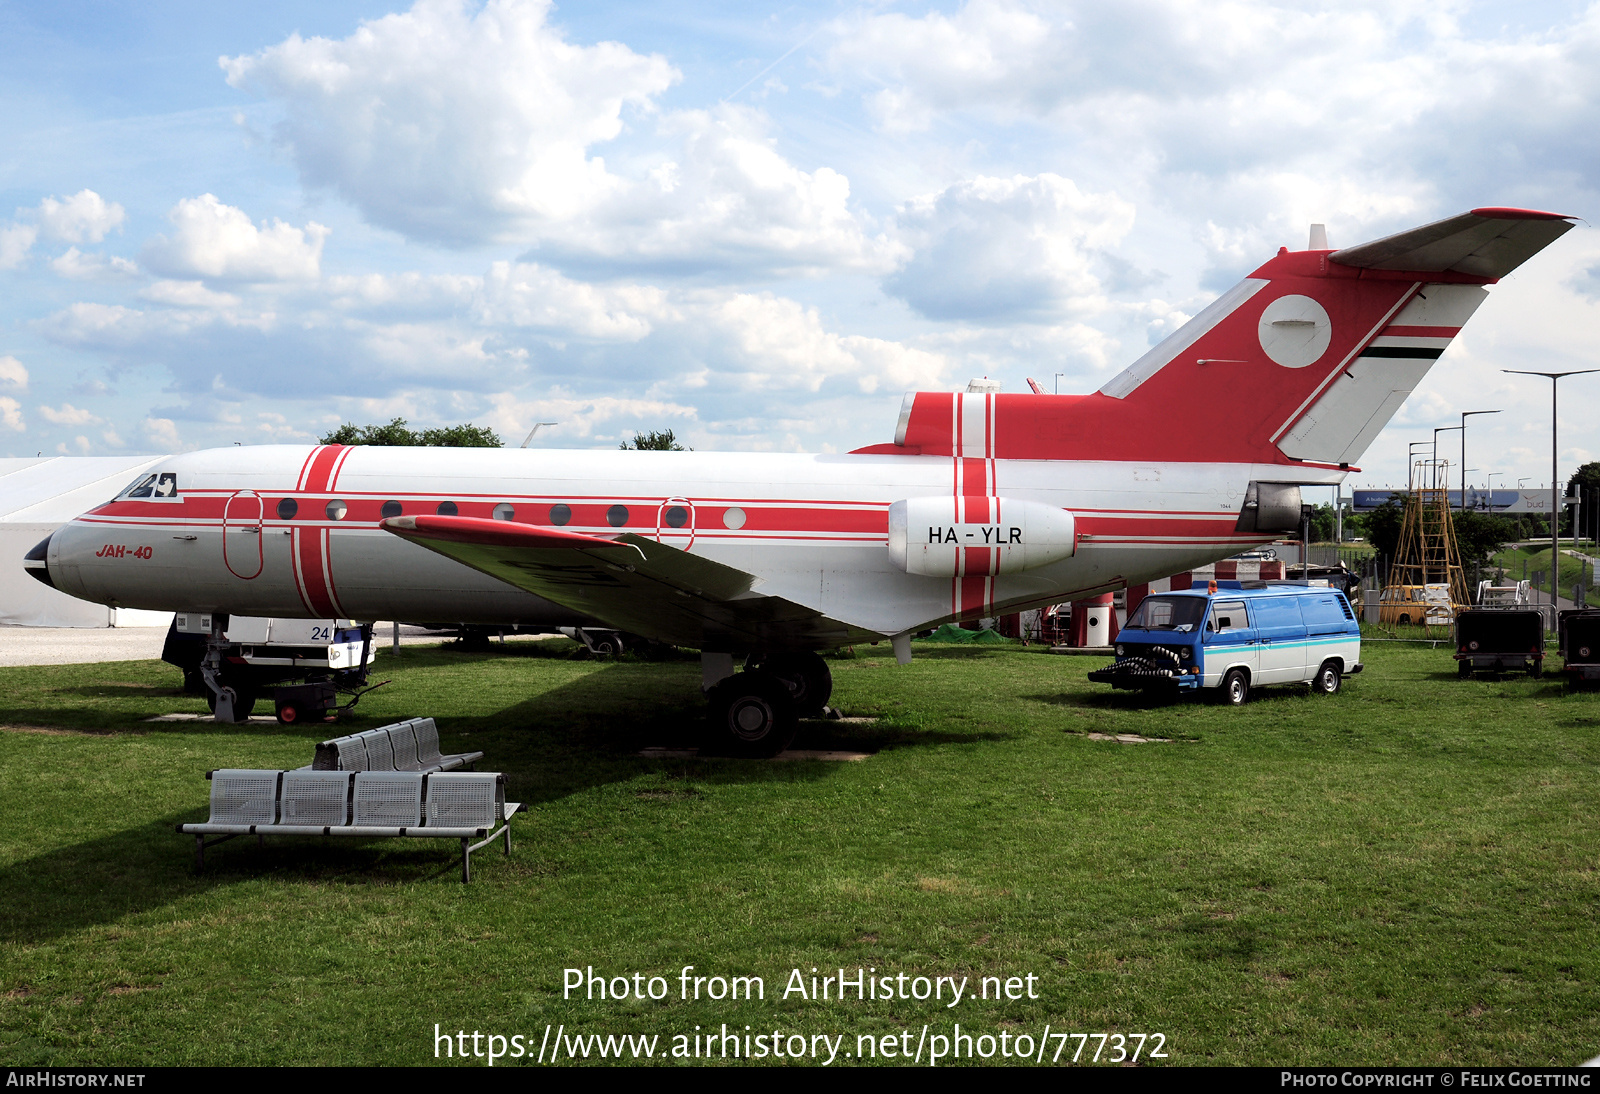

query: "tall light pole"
(1408, 441), (1431, 492)
(1503, 369), (1600, 605)
(1460, 410), (1500, 510)
(1432, 426), (1461, 491)
(1484, 472), (1499, 510)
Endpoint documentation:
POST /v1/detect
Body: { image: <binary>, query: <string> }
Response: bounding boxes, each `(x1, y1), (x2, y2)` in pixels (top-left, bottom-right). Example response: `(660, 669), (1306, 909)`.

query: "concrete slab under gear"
(0, 625), (168, 667)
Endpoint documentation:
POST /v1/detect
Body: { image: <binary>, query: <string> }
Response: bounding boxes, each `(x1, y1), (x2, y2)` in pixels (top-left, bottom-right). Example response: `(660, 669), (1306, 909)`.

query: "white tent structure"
(1, 455), (174, 627)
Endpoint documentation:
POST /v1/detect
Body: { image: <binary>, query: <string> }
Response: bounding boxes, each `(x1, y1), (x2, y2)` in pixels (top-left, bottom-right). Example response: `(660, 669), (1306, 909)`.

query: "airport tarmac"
(0, 623), (513, 667)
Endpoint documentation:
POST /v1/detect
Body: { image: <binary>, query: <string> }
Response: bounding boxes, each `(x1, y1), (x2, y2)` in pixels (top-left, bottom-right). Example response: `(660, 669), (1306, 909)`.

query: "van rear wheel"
(1311, 660), (1342, 695)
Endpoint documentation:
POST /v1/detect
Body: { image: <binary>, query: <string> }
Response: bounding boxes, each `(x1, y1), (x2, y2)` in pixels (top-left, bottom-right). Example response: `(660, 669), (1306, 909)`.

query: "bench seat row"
(179, 768), (523, 882)
(311, 717), (483, 774)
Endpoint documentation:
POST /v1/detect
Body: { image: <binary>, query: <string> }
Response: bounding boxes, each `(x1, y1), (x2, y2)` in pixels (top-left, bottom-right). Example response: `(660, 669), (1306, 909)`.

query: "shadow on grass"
(1170, 913), (1274, 966)
(902, 645), (1032, 660)
(0, 662), (1005, 941)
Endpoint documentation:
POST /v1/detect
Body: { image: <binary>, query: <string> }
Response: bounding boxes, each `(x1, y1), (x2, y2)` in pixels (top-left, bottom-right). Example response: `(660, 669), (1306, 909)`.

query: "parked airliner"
(24, 208), (1575, 752)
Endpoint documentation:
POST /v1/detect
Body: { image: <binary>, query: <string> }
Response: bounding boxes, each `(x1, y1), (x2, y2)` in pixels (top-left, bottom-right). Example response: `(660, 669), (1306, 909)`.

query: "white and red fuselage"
(30, 209), (1577, 655)
(41, 441), (1324, 642)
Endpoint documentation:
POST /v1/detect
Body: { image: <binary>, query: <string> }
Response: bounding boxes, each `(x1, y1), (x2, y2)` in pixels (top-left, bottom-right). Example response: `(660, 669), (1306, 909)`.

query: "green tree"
(1451, 510), (1519, 566)
(1308, 503), (1336, 543)
(417, 423), (503, 447)
(620, 429), (687, 451)
(319, 418), (502, 447)
(1364, 499), (1405, 568)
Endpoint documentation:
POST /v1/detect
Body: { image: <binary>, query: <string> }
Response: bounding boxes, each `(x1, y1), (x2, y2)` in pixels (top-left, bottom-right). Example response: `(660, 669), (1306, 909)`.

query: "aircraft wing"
(380, 515), (873, 650)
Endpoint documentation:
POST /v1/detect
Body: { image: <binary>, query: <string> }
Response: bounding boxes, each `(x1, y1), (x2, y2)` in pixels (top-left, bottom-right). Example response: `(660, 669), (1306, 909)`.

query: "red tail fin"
(869, 209), (1574, 468)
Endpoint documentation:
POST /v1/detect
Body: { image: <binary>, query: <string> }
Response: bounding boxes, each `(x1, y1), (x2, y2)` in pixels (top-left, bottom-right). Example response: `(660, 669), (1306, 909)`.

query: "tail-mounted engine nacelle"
(888, 496), (1077, 577)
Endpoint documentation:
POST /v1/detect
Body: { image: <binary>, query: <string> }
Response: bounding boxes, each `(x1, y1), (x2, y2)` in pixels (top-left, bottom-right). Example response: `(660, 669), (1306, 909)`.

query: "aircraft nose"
(23, 533), (55, 589)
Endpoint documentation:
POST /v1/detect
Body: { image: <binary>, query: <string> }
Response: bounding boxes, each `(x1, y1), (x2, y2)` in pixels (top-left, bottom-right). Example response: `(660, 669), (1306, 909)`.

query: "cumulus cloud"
(824, 0), (1600, 266)
(51, 247), (140, 281)
(139, 280), (243, 309)
(36, 190), (126, 243)
(221, 2), (887, 275)
(695, 291), (950, 394)
(222, 0), (677, 245)
(0, 355), (26, 391)
(0, 396), (22, 431)
(38, 403), (102, 426)
(0, 224), (36, 270)
(141, 195), (328, 282)
(528, 107), (902, 276)
(477, 262), (663, 339)
(143, 417), (181, 450)
(886, 174), (1135, 321)
(324, 272), (479, 317)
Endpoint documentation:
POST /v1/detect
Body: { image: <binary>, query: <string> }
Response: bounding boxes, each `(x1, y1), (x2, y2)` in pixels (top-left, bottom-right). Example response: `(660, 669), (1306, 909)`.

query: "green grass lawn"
(2, 638), (1598, 1066)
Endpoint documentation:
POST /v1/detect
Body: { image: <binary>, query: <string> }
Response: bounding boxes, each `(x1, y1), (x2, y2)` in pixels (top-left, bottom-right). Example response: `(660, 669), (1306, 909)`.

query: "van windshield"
(1125, 595), (1207, 632)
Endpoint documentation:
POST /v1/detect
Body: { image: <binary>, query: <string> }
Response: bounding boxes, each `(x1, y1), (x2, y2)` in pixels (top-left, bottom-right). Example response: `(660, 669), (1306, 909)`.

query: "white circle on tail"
(1257, 294), (1332, 368)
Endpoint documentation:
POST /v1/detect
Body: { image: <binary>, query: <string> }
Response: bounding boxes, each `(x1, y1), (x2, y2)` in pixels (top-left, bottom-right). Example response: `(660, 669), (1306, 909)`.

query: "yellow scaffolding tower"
(1386, 459), (1471, 625)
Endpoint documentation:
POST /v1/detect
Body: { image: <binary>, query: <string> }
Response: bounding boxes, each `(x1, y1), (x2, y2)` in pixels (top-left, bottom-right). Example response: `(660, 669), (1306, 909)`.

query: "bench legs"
(194, 827), (509, 881)
(460, 822), (513, 884)
(194, 833), (238, 870)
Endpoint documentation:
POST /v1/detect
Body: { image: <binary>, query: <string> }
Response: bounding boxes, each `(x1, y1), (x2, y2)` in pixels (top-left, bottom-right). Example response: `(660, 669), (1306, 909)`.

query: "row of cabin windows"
(122, 475), (738, 530)
(269, 500), (730, 528)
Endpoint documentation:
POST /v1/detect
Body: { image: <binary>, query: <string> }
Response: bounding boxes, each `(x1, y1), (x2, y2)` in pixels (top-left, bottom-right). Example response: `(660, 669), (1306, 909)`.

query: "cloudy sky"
(1, 0), (1598, 495)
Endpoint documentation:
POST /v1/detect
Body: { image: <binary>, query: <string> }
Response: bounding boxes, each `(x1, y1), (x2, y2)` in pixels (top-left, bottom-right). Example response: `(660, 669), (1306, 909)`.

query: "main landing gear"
(701, 651), (833, 757)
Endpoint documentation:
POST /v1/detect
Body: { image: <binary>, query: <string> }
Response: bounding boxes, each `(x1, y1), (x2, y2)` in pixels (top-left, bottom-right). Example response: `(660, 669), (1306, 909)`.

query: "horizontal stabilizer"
(1329, 208), (1575, 279)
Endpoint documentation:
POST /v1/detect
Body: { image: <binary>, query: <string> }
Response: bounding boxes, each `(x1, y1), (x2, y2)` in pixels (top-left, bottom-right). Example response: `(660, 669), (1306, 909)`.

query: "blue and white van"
(1088, 583), (1362, 704)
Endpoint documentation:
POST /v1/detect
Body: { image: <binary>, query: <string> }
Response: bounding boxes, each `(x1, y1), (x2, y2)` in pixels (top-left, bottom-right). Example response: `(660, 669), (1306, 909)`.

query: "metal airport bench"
(310, 717), (484, 773)
(178, 768), (523, 882)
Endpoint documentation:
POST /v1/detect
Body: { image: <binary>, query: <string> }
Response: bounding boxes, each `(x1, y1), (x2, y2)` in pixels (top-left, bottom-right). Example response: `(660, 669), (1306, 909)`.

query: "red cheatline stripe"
(296, 527), (338, 616)
(1381, 325), (1461, 338)
(289, 529), (315, 615)
(320, 527), (347, 617)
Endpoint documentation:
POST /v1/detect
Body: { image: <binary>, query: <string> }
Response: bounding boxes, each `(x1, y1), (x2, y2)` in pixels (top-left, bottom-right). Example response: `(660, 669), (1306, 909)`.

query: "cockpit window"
(1125, 595), (1207, 631)
(118, 472), (179, 500)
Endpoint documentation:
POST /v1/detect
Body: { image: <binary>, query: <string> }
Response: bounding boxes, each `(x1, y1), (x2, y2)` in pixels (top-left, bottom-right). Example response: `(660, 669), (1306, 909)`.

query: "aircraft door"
(223, 490), (264, 579)
(656, 497), (696, 551)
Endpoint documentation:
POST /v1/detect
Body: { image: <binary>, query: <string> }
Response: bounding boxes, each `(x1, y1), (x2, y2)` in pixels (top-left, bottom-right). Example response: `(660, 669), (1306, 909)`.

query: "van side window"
(1211, 600), (1249, 631)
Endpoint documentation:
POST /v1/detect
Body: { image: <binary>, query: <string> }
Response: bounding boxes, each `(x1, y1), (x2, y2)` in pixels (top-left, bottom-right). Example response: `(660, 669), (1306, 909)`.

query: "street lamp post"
(1484, 472), (1499, 511)
(1433, 426), (1462, 491)
(1460, 410), (1501, 510)
(1503, 369), (1600, 605)
(1408, 441), (1431, 491)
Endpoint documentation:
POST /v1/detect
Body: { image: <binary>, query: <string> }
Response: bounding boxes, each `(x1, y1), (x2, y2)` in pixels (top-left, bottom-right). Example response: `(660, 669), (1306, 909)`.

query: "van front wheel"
(1218, 668), (1250, 706)
(1311, 660), (1342, 695)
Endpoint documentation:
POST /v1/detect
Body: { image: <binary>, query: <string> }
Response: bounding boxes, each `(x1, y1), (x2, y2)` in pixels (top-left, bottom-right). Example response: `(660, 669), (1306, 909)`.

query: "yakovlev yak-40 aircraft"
(25, 208), (1575, 752)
